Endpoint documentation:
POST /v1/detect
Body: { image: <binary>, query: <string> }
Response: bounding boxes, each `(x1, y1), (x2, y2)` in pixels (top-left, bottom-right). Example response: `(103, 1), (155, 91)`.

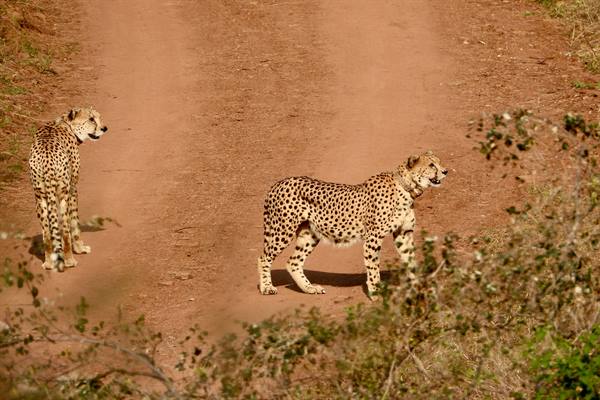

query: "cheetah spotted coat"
(257, 151), (447, 297)
(28, 107), (108, 271)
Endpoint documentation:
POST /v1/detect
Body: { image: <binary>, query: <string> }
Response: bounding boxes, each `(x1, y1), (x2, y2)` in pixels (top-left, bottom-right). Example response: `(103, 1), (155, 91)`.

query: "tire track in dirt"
(34, 0), (202, 312)
(32, 0), (339, 339)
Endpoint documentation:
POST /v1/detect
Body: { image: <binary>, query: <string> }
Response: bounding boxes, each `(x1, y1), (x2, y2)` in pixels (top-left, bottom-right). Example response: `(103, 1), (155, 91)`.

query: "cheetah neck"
(394, 168), (422, 199)
(56, 119), (83, 145)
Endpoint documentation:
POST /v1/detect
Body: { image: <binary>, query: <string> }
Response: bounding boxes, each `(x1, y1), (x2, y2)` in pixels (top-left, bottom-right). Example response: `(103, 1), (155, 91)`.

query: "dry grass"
(0, 0), (77, 187)
(541, 0), (600, 73)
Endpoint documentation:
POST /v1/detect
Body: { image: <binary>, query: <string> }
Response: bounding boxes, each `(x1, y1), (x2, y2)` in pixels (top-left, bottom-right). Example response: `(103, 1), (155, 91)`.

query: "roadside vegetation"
(1, 111), (599, 399)
(538, 0), (600, 73)
(0, 0), (74, 187)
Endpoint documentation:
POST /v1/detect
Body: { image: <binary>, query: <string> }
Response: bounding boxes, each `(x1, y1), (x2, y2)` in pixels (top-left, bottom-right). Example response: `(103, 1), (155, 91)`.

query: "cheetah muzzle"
(429, 177), (441, 186)
(257, 150), (448, 298)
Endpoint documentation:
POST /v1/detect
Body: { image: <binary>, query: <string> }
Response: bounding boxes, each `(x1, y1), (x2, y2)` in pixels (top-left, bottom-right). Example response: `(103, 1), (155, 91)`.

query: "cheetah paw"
(367, 289), (381, 301)
(64, 258), (78, 268)
(260, 285), (278, 295)
(73, 242), (91, 254)
(42, 261), (54, 270)
(368, 293), (381, 302)
(304, 285), (326, 294)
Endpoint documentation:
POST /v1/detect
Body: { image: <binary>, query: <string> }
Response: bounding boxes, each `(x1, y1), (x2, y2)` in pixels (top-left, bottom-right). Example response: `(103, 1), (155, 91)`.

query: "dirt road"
(31, 0), (455, 336)
(205, 0), (459, 333)
(5, 0), (582, 344)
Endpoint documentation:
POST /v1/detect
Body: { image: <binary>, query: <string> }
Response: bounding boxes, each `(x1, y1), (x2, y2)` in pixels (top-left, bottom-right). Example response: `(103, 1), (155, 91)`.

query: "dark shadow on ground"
(271, 268), (393, 294)
(28, 234), (44, 260)
(28, 225), (106, 261)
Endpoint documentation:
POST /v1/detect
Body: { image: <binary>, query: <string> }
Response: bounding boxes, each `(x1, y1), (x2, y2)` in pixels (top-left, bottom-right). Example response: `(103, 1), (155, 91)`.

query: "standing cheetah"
(257, 151), (447, 297)
(28, 107), (108, 271)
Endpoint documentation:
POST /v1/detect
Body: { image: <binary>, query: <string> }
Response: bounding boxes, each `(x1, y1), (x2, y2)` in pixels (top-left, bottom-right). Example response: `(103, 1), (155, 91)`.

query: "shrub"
(527, 325), (600, 399)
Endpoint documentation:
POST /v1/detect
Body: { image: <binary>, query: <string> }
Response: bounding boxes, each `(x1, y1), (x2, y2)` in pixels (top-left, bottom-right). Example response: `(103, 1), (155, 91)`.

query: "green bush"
(528, 325), (600, 399)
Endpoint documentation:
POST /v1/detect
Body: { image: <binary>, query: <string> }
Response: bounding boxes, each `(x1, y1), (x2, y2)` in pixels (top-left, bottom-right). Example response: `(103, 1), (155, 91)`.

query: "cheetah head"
(62, 107), (108, 143)
(406, 150), (448, 190)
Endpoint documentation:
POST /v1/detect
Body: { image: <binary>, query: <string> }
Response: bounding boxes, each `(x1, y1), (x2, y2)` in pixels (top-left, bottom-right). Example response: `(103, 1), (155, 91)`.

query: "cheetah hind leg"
(36, 192), (65, 272)
(286, 225), (325, 295)
(258, 222), (299, 295)
(36, 197), (56, 271)
(59, 193), (78, 268)
(258, 253), (278, 295)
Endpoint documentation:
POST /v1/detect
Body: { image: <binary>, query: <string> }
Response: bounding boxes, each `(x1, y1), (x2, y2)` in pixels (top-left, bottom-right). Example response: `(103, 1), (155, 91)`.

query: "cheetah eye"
(429, 163), (435, 168)
(89, 117), (95, 122)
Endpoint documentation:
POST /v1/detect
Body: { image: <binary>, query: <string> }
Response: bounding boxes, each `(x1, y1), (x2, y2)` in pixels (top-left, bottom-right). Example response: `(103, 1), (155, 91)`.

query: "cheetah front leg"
(285, 226), (324, 294)
(393, 228), (418, 280)
(69, 184), (90, 254)
(363, 236), (384, 298)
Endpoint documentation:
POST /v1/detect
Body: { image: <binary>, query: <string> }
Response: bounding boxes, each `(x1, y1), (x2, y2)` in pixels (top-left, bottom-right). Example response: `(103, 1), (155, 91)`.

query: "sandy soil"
(2, 0), (598, 351)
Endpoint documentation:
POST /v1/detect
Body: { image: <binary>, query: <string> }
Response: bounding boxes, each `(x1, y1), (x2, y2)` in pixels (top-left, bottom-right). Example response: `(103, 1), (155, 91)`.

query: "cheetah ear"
(407, 155), (420, 169)
(67, 108), (80, 121)
(425, 150), (433, 156)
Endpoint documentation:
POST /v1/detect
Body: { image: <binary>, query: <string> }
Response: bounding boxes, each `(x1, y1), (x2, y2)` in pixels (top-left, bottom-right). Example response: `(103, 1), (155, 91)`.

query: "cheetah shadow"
(271, 269), (392, 294)
(28, 225), (105, 261)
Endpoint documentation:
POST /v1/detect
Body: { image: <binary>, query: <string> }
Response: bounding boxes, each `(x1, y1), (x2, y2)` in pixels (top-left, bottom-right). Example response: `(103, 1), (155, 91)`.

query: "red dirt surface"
(1, 0), (598, 354)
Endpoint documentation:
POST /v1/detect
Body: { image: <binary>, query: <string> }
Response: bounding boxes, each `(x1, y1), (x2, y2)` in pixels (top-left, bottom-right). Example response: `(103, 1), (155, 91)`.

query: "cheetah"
(28, 107), (108, 271)
(257, 150), (448, 297)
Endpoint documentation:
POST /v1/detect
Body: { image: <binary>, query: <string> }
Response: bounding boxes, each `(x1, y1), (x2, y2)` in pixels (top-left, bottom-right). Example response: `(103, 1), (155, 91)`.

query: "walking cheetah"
(28, 107), (108, 271)
(257, 151), (447, 297)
